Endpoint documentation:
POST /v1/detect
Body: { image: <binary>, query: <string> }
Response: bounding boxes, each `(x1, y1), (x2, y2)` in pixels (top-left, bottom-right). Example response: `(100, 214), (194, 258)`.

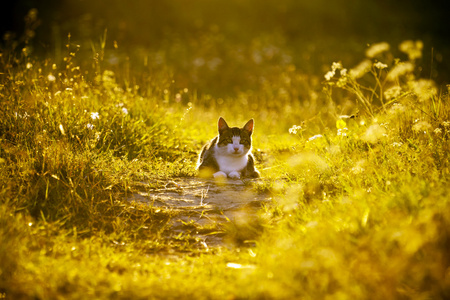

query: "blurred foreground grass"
(1, 9), (450, 300)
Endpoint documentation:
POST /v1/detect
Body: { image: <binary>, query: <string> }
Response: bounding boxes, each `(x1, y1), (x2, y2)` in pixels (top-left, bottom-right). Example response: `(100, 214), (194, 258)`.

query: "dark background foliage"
(2, 0), (449, 96)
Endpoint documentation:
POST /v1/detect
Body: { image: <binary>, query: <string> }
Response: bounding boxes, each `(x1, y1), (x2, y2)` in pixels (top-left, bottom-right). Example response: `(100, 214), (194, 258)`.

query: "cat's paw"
(213, 171), (227, 179)
(228, 171), (241, 180)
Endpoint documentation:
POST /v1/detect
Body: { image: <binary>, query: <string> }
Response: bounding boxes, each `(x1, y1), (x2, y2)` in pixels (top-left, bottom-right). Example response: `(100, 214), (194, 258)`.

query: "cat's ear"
(243, 119), (254, 135)
(218, 117), (229, 133)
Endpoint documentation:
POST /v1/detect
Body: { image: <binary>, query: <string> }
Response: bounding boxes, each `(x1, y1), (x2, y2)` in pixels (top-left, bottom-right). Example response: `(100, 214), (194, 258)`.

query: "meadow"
(1, 4), (450, 299)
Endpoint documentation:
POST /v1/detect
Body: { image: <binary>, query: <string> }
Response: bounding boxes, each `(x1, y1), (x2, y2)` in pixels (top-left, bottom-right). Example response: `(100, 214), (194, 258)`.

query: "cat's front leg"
(213, 171), (227, 179)
(228, 171), (241, 180)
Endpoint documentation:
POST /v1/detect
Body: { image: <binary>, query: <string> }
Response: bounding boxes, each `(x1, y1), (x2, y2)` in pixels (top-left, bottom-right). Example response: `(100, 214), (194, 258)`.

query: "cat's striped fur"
(197, 117), (259, 179)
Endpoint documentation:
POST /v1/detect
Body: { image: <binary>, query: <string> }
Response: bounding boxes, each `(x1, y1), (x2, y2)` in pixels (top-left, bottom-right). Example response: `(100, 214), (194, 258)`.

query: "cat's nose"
(233, 147), (239, 152)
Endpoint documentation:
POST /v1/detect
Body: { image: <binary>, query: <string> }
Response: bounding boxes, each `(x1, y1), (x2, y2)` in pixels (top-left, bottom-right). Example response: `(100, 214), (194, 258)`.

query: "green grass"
(1, 18), (450, 299)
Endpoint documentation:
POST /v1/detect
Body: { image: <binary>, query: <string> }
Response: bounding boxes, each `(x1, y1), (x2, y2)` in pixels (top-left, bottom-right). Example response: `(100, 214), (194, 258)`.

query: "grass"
(1, 13), (450, 299)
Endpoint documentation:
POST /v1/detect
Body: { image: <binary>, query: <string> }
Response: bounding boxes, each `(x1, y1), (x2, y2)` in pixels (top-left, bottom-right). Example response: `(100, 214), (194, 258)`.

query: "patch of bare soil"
(127, 177), (271, 250)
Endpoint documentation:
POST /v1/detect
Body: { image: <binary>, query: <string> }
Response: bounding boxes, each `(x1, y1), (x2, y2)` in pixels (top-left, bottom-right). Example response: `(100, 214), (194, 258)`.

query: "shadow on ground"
(128, 177), (271, 250)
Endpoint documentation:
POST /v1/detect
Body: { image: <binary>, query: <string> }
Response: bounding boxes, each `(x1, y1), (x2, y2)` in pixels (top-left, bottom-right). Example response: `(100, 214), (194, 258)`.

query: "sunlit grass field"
(1, 6), (450, 299)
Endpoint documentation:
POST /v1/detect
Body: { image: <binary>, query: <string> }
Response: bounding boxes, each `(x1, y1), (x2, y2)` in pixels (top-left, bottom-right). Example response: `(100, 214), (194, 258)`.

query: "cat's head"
(216, 117), (254, 156)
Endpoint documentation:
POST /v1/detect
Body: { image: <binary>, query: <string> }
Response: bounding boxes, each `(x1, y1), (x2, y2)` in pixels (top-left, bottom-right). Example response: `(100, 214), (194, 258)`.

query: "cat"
(197, 117), (260, 179)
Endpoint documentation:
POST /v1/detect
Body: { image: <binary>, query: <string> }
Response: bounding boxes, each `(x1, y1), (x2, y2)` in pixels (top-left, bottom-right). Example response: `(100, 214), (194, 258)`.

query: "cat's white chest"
(214, 149), (248, 174)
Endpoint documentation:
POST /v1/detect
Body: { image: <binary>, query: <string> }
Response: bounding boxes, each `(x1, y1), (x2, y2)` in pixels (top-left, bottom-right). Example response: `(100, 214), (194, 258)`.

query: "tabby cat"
(197, 117), (260, 179)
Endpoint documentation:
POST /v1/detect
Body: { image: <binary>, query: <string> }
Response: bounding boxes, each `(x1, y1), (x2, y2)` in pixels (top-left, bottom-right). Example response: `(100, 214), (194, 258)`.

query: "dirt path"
(128, 177), (271, 249)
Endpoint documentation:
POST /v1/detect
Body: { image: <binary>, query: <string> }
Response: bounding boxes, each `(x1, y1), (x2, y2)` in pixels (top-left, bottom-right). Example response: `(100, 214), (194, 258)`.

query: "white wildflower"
(86, 123), (94, 130)
(47, 74), (56, 82)
(331, 62), (343, 71)
(388, 103), (405, 116)
(374, 62), (388, 69)
(349, 60), (372, 79)
(15, 112), (29, 119)
(384, 86), (402, 100)
(399, 40), (423, 61)
(122, 107), (128, 115)
(308, 134), (323, 141)
(409, 79), (437, 102)
(337, 128), (348, 136)
(324, 71), (335, 81)
(412, 121), (431, 133)
(325, 62), (343, 81)
(387, 62), (414, 81)
(289, 125), (302, 135)
(361, 124), (386, 143)
(90, 112), (100, 120)
(366, 42), (390, 58)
